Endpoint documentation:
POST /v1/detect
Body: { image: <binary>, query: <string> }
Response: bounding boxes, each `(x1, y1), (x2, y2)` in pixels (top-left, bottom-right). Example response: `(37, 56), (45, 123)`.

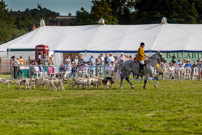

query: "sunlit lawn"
(0, 80), (202, 135)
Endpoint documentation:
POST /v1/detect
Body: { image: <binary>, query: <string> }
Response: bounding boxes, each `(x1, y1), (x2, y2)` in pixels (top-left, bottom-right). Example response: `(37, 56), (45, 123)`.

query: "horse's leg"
(143, 74), (148, 89)
(120, 72), (126, 89)
(153, 74), (159, 88)
(125, 72), (134, 89)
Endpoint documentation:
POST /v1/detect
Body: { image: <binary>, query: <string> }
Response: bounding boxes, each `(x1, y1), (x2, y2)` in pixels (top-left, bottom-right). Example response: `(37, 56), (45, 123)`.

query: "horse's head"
(157, 51), (167, 63)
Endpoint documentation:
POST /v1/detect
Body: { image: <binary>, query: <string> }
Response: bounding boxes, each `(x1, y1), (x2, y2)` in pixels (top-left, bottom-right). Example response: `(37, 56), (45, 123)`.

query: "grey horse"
(120, 52), (167, 89)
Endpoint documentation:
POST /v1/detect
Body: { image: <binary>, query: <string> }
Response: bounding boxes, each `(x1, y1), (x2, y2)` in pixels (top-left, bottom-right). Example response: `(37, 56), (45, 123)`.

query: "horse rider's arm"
(139, 48), (145, 57)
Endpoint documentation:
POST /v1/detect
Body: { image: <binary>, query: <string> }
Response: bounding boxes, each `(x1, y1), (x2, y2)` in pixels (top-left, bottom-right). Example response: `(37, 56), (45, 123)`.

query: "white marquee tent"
(1, 21), (202, 65)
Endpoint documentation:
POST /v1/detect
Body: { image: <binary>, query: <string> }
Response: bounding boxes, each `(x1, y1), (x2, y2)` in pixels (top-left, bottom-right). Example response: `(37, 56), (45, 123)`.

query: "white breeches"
(140, 60), (145, 65)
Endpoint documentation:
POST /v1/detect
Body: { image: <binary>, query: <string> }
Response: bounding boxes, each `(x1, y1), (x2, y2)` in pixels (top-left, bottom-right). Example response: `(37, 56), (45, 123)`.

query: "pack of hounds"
(0, 76), (117, 91)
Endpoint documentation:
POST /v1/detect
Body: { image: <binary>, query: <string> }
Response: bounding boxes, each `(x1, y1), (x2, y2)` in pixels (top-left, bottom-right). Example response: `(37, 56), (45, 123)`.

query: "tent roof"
(1, 24), (202, 53)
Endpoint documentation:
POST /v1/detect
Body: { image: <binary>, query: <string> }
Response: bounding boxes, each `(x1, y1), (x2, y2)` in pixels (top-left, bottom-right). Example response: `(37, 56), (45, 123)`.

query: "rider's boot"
(139, 63), (145, 73)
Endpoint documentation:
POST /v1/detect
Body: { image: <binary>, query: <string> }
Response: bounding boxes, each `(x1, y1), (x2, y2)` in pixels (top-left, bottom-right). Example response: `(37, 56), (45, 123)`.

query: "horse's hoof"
(143, 87), (146, 89)
(131, 86), (134, 89)
(120, 87), (123, 89)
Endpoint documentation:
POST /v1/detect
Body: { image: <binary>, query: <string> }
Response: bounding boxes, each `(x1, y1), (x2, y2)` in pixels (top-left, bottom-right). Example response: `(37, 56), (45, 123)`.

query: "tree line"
(1, 0), (202, 44)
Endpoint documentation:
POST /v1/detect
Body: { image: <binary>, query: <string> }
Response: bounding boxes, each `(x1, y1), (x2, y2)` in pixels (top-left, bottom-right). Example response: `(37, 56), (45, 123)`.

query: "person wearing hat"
(184, 60), (192, 70)
(89, 54), (95, 64)
(107, 52), (115, 65)
(171, 56), (176, 63)
(118, 52), (125, 63)
(135, 42), (147, 73)
(176, 62), (184, 78)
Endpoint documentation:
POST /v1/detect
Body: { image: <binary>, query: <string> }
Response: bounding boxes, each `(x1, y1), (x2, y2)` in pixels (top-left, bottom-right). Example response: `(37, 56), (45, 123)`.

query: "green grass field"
(0, 80), (202, 135)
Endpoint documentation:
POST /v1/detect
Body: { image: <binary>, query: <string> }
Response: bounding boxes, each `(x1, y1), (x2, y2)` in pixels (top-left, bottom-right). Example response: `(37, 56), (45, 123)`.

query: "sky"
(4, 0), (92, 16)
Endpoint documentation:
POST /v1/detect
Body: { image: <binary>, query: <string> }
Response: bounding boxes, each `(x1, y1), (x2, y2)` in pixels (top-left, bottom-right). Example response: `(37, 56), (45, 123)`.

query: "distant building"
(50, 15), (76, 26)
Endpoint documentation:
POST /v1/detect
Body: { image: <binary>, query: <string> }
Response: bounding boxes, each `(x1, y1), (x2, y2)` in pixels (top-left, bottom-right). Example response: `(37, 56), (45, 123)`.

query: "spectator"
(89, 61), (95, 77)
(182, 59), (187, 66)
(176, 59), (181, 66)
(118, 52), (125, 62)
(79, 54), (85, 65)
(184, 60), (192, 71)
(173, 61), (177, 68)
(107, 53), (114, 65)
(171, 56), (176, 63)
(97, 55), (102, 65)
(125, 55), (129, 61)
(89, 54), (95, 64)
(158, 62), (166, 80)
(176, 62), (184, 78)
(64, 61), (72, 79)
(191, 61), (198, 78)
(42, 54), (49, 66)
(11, 56), (20, 79)
(129, 55), (133, 60)
(19, 56), (24, 65)
(114, 56), (118, 64)
(16, 58), (23, 79)
(168, 62), (175, 79)
(71, 62), (78, 77)
(33, 62), (39, 77)
(49, 56), (55, 66)
(74, 56), (79, 65)
(59, 63), (65, 78)
(100, 53), (104, 64)
(110, 61), (115, 76)
(51, 55), (54, 62)
(200, 61), (202, 78)
(39, 63), (47, 79)
(134, 54), (137, 61)
(65, 55), (71, 65)
(104, 53), (108, 65)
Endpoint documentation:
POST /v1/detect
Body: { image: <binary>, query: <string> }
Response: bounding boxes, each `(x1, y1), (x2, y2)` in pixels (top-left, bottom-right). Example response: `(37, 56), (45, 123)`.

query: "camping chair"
(184, 67), (191, 80)
(192, 68), (198, 80)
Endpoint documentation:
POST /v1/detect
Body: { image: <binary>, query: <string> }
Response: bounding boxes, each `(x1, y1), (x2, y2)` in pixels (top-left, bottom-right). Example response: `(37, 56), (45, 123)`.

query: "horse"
(120, 51), (167, 89)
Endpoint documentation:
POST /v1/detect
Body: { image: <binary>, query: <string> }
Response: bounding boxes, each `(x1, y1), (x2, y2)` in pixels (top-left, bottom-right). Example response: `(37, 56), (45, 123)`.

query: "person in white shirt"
(100, 53), (104, 65)
(74, 56), (79, 65)
(65, 55), (71, 65)
(11, 56), (19, 79)
(107, 53), (115, 65)
(168, 62), (176, 79)
(110, 61), (115, 76)
(33, 62), (39, 77)
(118, 52), (125, 62)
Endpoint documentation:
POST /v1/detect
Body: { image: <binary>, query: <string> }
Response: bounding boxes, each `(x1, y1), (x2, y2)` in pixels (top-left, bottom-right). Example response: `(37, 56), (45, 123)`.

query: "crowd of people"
(11, 53), (202, 80)
(156, 56), (202, 80)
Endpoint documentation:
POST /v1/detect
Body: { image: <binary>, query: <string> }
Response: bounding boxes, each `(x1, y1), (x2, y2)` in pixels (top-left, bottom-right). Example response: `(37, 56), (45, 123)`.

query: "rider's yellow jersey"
(135, 46), (146, 62)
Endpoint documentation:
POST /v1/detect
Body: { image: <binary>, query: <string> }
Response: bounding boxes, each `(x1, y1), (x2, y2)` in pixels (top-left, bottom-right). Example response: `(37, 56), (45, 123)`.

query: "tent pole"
(149, 50), (151, 56)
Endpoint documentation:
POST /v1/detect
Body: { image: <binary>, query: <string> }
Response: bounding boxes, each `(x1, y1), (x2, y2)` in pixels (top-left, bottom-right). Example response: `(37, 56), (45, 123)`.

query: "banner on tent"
(163, 52), (202, 63)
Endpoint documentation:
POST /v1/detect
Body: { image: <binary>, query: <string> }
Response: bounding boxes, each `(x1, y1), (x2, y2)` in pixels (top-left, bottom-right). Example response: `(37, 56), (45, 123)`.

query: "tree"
(90, 0), (118, 24)
(0, 0), (17, 43)
(188, 0), (202, 23)
(76, 0), (118, 25)
(132, 0), (198, 24)
(104, 0), (135, 24)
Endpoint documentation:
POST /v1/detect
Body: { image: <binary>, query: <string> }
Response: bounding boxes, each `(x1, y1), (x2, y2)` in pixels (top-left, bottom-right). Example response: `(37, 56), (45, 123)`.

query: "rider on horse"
(135, 42), (147, 73)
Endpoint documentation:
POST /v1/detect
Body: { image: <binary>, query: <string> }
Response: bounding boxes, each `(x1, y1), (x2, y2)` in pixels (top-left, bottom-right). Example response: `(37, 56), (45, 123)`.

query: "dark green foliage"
(76, 0), (118, 25)
(132, 0), (198, 24)
(0, 0), (17, 43)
